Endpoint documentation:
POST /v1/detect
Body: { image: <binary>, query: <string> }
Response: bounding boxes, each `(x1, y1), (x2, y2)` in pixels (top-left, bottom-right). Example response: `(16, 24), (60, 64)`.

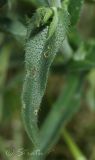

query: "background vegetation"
(0, 0), (95, 160)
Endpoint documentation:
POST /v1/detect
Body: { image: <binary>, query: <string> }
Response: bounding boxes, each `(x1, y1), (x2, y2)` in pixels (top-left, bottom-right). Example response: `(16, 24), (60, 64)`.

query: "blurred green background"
(0, 0), (95, 160)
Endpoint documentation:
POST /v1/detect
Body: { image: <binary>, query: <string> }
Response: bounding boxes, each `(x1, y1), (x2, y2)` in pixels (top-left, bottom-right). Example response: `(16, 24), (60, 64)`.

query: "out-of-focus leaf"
(86, 69), (95, 111)
(52, 42), (95, 73)
(0, 17), (26, 43)
(73, 43), (86, 61)
(70, 42), (95, 71)
(23, 0), (49, 7)
(0, 44), (12, 122)
(68, 0), (84, 26)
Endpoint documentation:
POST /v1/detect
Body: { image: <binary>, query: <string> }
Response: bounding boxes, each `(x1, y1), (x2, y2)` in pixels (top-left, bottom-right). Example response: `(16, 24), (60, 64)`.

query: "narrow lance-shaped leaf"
(22, 6), (69, 148)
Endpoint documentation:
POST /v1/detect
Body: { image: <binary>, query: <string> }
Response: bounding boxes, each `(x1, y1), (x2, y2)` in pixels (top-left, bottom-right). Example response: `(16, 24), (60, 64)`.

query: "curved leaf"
(22, 27), (48, 146)
(22, 3), (69, 156)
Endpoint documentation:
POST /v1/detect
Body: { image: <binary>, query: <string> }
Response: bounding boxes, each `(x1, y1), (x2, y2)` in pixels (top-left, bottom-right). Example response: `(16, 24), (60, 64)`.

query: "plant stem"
(62, 129), (87, 160)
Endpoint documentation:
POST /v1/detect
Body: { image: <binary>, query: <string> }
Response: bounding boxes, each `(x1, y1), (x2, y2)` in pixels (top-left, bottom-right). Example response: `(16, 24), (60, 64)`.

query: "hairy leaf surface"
(22, 7), (69, 148)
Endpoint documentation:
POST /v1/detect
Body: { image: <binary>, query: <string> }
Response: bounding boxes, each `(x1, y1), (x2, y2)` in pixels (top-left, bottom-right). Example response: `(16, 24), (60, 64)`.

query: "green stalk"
(62, 129), (87, 160)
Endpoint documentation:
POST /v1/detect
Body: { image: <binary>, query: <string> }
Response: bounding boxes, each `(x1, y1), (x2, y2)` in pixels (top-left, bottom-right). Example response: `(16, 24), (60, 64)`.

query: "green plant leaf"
(0, 17), (26, 43)
(22, 27), (48, 146)
(22, 4), (69, 149)
(68, 0), (84, 25)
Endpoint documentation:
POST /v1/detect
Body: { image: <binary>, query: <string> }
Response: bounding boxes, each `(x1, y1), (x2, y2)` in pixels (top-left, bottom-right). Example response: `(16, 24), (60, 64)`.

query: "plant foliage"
(0, 0), (95, 160)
